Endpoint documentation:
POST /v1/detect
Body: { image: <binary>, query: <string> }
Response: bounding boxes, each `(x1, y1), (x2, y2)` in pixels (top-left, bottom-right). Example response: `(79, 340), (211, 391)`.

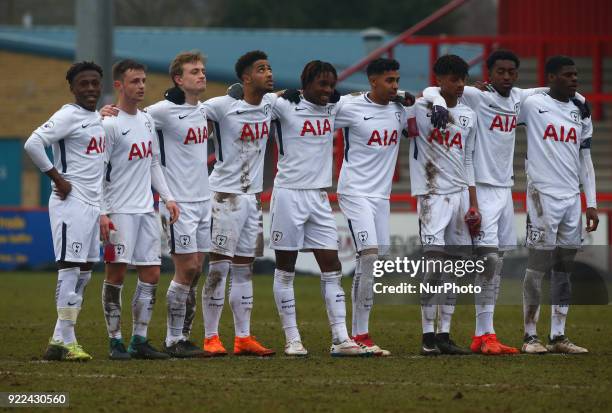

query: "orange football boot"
(203, 335), (228, 357)
(234, 336), (275, 357)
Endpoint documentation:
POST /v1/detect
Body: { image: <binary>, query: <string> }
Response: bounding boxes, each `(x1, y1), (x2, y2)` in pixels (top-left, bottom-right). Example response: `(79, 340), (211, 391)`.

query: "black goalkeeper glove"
(329, 89), (341, 103)
(281, 89), (301, 104)
(164, 86), (185, 105)
(227, 83), (244, 100)
(431, 105), (449, 129)
(571, 98), (591, 119)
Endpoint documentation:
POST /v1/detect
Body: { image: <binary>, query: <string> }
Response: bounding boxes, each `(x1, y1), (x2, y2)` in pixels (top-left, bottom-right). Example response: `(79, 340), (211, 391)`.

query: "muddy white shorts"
(472, 184), (517, 250)
(338, 194), (390, 255)
(106, 212), (161, 265)
(210, 192), (263, 258)
(160, 200), (211, 254)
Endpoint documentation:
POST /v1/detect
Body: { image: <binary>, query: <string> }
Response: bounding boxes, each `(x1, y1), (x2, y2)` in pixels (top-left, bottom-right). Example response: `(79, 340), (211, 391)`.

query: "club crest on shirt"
(570, 111), (580, 123)
(459, 115), (469, 128)
(145, 120), (152, 133)
(200, 107), (207, 119)
(327, 105), (335, 115)
(43, 120), (55, 129)
(71, 242), (82, 255)
(263, 104), (271, 116)
(357, 231), (368, 243)
(514, 102), (521, 114)
(395, 111), (402, 122)
(272, 231), (283, 243)
(179, 235), (191, 247)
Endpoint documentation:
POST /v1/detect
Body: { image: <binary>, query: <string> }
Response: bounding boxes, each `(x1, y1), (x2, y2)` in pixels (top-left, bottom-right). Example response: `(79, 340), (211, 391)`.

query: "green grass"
(1, 272), (611, 412)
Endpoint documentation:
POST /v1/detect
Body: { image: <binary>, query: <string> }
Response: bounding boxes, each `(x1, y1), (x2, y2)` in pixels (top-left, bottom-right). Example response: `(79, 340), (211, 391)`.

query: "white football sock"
(273, 269), (300, 343)
(182, 271), (201, 340)
(166, 280), (190, 346)
(202, 260), (229, 338)
(351, 255), (361, 336)
(475, 254), (497, 336)
(352, 253), (376, 336)
(229, 263), (253, 338)
(55, 267), (80, 344)
(421, 305), (436, 334)
(321, 270), (349, 344)
(102, 281), (123, 339)
(551, 305), (569, 338)
(437, 305), (455, 334)
(131, 280), (157, 338)
(523, 268), (545, 336)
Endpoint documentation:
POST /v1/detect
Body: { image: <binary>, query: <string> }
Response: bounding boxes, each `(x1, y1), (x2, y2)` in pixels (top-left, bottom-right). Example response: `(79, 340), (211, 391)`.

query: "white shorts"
(49, 194), (100, 263)
(107, 212), (162, 265)
(160, 200), (211, 254)
(526, 184), (582, 250)
(270, 187), (338, 251)
(417, 189), (472, 252)
(473, 184), (517, 250)
(338, 194), (390, 254)
(210, 192), (263, 258)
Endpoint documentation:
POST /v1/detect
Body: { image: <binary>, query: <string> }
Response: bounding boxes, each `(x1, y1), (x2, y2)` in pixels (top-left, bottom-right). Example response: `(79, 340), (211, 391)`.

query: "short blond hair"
(169, 51), (205, 85)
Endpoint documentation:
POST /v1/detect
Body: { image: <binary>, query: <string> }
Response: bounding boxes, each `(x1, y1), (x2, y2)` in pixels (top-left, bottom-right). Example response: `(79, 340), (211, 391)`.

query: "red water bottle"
(465, 207), (482, 237)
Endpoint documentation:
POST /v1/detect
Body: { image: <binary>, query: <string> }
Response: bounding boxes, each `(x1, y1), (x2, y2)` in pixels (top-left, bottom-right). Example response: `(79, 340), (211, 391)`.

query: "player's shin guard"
(202, 260), (229, 338)
(131, 280), (157, 338)
(273, 269), (300, 343)
(352, 253), (376, 336)
(321, 270), (349, 344)
(229, 263), (253, 337)
(523, 269), (545, 336)
(474, 252), (498, 335)
(420, 270), (442, 333)
(182, 271), (201, 340)
(551, 270), (571, 338)
(166, 280), (190, 346)
(102, 281), (123, 339)
(55, 267), (80, 345)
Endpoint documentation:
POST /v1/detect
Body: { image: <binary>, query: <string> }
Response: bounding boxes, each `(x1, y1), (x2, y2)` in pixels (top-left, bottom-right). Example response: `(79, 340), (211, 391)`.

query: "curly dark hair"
(65, 61), (103, 84)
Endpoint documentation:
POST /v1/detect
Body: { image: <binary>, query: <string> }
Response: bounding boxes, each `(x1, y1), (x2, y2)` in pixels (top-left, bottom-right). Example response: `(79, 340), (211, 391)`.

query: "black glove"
(571, 98), (591, 119)
(431, 105), (449, 129)
(281, 89), (301, 104)
(329, 89), (341, 103)
(227, 83), (244, 100)
(165, 86), (185, 105)
(392, 91), (416, 106)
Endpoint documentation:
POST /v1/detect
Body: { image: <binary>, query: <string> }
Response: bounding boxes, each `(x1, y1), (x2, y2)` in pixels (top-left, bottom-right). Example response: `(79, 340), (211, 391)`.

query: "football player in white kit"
(334, 58), (415, 356)
(25, 62), (105, 361)
(269, 61), (365, 357)
(100, 59), (179, 360)
(199, 51), (276, 356)
(410, 55), (478, 355)
(518, 56), (598, 354)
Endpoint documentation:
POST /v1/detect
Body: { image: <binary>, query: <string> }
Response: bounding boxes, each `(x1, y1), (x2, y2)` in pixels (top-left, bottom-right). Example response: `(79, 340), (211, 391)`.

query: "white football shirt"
(409, 97), (477, 196)
(519, 93), (593, 199)
(146, 99), (210, 202)
(272, 97), (340, 189)
(102, 109), (160, 213)
(203, 93), (278, 194)
(32, 103), (106, 206)
(334, 93), (411, 199)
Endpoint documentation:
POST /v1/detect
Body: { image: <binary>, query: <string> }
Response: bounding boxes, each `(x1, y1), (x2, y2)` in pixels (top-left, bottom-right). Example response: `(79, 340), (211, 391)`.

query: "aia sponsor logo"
(184, 126), (208, 144)
(427, 128), (462, 149)
(240, 122), (269, 142)
(542, 124), (577, 144)
(367, 130), (398, 146)
(300, 119), (332, 136)
(85, 136), (105, 154)
(128, 140), (153, 160)
(489, 114), (517, 133)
